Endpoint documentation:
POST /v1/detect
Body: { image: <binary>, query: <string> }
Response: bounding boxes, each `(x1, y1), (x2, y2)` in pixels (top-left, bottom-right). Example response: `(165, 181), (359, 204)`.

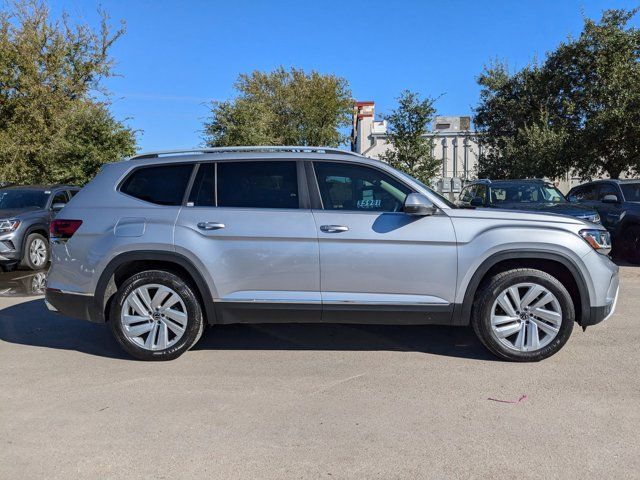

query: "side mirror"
(602, 194), (619, 204)
(567, 195), (577, 202)
(51, 202), (66, 212)
(470, 197), (484, 207)
(404, 193), (437, 216)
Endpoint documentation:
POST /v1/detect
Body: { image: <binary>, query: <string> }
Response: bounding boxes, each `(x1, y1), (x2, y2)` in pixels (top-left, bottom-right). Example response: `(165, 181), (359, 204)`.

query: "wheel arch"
(20, 223), (49, 252)
(453, 250), (591, 327)
(93, 250), (217, 325)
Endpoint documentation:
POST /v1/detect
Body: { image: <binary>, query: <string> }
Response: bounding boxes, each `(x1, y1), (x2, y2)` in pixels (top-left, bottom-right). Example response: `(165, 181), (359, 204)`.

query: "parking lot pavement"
(0, 268), (639, 480)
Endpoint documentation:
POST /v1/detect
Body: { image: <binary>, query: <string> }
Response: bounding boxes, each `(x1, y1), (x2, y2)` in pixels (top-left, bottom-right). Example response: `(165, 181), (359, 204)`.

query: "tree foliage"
(0, 0), (136, 185)
(379, 90), (439, 183)
(475, 9), (640, 180)
(203, 67), (353, 147)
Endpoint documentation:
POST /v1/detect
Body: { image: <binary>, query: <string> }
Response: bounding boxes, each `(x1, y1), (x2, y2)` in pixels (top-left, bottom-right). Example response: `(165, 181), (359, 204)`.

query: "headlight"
(0, 219), (20, 233)
(580, 229), (611, 255)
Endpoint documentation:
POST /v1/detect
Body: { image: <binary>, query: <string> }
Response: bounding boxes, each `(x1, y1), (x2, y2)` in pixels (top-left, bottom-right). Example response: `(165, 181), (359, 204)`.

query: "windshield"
(621, 183), (640, 202)
(0, 190), (49, 209)
(397, 171), (457, 208)
(489, 184), (566, 205)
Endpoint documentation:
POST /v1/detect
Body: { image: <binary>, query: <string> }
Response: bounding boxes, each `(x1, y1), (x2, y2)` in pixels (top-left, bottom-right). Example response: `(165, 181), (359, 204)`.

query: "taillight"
(50, 219), (83, 240)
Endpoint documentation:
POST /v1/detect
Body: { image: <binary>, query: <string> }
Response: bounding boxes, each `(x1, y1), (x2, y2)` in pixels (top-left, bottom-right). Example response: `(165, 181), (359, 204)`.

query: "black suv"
(457, 179), (601, 223)
(567, 179), (640, 263)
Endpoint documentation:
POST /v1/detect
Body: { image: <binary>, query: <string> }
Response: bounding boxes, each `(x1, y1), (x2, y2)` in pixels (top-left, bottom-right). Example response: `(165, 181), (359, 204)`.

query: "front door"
(175, 160), (321, 323)
(309, 161), (458, 324)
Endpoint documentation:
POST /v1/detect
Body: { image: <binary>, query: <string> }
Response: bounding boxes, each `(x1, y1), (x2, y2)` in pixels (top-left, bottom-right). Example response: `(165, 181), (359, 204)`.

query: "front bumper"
(583, 273), (620, 326)
(45, 288), (102, 323)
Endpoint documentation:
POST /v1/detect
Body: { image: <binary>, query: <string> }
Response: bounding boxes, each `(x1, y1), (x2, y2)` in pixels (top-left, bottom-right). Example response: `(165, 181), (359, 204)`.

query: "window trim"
(308, 159), (416, 212)
(118, 162), (196, 206)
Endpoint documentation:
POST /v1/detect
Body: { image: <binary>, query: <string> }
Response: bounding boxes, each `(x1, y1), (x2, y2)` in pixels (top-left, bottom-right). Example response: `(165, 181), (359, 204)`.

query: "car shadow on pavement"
(0, 299), (496, 361)
(0, 298), (129, 360)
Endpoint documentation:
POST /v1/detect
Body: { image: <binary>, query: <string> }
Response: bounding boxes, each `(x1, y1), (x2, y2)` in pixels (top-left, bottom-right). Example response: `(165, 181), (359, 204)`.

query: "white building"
(350, 101), (481, 197)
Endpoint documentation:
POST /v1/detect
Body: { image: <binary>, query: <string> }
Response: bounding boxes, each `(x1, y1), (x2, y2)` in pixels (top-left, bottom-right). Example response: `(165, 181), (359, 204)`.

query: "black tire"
(471, 268), (575, 362)
(623, 224), (640, 265)
(109, 270), (204, 361)
(20, 233), (50, 270)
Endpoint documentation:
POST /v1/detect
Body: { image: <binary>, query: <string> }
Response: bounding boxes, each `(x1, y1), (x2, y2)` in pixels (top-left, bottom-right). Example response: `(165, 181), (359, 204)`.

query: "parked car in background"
(0, 185), (80, 271)
(45, 147), (618, 362)
(567, 179), (640, 263)
(457, 179), (601, 223)
(0, 182), (12, 188)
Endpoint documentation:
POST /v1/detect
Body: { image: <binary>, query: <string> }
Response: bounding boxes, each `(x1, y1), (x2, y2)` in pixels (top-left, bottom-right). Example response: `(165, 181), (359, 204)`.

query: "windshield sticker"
(357, 199), (381, 209)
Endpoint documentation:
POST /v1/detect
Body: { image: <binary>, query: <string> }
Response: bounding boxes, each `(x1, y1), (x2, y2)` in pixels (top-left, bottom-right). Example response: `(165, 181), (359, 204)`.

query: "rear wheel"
(20, 233), (49, 270)
(472, 268), (574, 362)
(109, 270), (204, 361)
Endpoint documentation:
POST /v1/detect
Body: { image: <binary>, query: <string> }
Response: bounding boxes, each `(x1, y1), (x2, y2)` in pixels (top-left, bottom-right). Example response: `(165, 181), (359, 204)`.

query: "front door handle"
(320, 225), (349, 233)
(197, 222), (225, 231)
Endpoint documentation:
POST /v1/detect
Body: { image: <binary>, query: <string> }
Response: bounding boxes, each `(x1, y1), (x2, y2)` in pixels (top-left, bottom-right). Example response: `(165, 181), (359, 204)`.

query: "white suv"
(45, 147), (619, 361)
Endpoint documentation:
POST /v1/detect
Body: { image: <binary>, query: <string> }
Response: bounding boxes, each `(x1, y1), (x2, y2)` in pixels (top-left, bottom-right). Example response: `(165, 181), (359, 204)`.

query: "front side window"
(217, 161), (298, 209)
(571, 185), (597, 201)
(598, 183), (619, 201)
(314, 162), (411, 212)
(121, 163), (194, 206)
(52, 191), (68, 202)
(459, 185), (475, 203)
(475, 185), (487, 202)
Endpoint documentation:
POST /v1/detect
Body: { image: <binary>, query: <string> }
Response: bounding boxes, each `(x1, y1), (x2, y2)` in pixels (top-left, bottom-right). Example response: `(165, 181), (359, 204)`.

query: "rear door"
(309, 161), (458, 324)
(175, 160), (321, 323)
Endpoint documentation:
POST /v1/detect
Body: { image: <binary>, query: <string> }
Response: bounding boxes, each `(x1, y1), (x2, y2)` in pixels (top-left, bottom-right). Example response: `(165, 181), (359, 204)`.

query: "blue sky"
(48, 0), (640, 152)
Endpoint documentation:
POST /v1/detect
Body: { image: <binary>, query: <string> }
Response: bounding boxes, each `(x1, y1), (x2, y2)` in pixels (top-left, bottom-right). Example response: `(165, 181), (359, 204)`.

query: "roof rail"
(128, 146), (364, 161)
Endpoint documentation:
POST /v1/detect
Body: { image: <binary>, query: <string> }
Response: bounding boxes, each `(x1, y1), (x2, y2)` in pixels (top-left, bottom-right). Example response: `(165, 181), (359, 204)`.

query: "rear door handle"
(320, 225), (349, 233)
(197, 222), (225, 231)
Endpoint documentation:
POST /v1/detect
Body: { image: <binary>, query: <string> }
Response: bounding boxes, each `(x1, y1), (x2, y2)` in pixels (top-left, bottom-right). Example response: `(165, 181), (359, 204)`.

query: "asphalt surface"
(0, 266), (639, 479)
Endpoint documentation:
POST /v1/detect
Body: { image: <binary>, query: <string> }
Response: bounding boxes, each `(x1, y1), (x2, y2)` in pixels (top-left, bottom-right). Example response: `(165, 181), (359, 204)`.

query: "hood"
(489, 202), (597, 218)
(0, 207), (42, 219)
(447, 205), (597, 227)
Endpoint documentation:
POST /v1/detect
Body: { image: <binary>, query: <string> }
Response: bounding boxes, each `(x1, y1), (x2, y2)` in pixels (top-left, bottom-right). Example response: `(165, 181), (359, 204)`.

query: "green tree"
(475, 9), (640, 180)
(203, 67), (352, 147)
(0, 0), (136, 185)
(379, 90), (439, 183)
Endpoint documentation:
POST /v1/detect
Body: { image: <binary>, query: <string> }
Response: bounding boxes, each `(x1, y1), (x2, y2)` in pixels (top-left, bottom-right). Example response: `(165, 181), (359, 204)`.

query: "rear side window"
(217, 161), (299, 209)
(121, 164), (194, 206)
(188, 163), (215, 207)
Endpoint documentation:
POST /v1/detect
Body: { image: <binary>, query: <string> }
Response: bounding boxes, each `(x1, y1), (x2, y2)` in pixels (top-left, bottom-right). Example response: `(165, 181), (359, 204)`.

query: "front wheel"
(21, 233), (49, 270)
(109, 270), (204, 361)
(472, 268), (575, 362)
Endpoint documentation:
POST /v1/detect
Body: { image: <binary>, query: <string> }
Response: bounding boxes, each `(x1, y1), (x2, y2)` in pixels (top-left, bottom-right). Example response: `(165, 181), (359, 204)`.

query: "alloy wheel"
(29, 238), (48, 267)
(120, 284), (188, 351)
(490, 282), (562, 352)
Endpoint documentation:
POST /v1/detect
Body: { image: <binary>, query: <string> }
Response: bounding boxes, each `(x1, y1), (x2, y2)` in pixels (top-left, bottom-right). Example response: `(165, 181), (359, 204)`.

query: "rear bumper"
(45, 288), (102, 323)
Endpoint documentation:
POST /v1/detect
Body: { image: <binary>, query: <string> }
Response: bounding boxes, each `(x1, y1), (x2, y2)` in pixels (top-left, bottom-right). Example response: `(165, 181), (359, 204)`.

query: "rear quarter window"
(120, 164), (194, 206)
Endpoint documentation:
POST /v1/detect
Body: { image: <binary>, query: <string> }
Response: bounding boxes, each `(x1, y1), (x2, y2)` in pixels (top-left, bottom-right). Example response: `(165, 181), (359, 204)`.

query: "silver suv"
(45, 147), (620, 362)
